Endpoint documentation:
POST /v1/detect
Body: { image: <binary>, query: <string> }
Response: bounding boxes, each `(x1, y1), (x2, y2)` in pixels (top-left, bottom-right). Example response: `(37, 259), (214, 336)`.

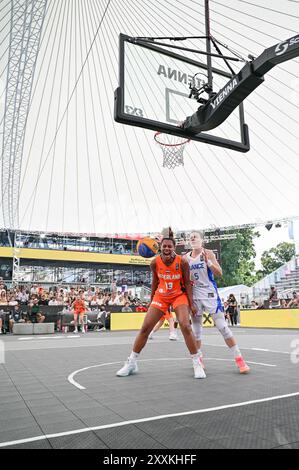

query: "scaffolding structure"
(1, 0), (48, 230)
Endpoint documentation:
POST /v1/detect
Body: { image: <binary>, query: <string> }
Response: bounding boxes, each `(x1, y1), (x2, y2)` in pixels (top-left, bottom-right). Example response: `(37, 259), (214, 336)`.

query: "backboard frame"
(114, 34), (250, 153)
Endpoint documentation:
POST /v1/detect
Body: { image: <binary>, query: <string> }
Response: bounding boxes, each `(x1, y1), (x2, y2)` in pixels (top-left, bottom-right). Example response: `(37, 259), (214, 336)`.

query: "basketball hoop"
(154, 132), (190, 169)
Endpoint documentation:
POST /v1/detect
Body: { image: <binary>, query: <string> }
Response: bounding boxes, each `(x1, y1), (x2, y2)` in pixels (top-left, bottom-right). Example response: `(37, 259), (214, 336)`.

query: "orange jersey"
(73, 299), (86, 313)
(155, 255), (184, 297)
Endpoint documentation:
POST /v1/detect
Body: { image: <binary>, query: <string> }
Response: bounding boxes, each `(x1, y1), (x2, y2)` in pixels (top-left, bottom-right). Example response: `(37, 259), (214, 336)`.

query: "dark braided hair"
(161, 227), (176, 247)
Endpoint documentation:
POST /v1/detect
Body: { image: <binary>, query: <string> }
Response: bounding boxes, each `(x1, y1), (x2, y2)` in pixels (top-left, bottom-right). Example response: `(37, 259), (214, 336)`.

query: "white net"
(154, 133), (190, 169)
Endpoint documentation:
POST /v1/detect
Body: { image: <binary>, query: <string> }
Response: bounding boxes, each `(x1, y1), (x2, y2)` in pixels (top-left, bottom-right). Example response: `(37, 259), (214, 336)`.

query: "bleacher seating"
(251, 256), (299, 300)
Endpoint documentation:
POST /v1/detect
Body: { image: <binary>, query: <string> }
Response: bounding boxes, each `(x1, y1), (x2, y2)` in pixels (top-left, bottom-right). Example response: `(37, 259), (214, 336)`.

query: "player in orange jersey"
(72, 295), (86, 334)
(117, 230), (206, 379)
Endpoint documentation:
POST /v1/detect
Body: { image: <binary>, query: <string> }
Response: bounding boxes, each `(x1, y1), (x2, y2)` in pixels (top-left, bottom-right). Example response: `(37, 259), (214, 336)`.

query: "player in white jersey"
(185, 231), (250, 374)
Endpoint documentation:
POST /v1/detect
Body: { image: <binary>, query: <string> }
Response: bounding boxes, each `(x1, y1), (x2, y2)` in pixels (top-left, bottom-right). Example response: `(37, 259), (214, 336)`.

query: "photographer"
(227, 294), (238, 326)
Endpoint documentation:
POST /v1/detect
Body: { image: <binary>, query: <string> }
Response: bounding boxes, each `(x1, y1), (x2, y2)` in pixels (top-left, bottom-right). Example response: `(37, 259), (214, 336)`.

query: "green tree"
(260, 242), (295, 275)
(217, 228), (259, 288)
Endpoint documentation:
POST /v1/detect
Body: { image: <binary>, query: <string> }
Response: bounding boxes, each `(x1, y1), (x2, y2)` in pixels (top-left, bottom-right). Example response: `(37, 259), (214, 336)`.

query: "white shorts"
(193, 297), (223, 316)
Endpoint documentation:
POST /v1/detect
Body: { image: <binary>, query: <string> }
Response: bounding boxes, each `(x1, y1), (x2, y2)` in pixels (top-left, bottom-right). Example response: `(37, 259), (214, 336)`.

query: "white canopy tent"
(0, 0), (299, 234)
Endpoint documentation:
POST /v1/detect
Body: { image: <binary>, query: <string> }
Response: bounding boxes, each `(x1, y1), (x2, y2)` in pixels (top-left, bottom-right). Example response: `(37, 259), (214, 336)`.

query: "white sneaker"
(116, 358), (138, 377)
(74, 328), (78, 334)
(81, 327), (85, 334)
(169, 332), (178, 341)
(192, 357), (206, 379)
(148, 332), (154, 340)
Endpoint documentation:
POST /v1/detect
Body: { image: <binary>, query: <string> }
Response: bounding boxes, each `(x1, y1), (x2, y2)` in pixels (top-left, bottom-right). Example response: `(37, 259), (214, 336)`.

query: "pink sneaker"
(235, 356), (250, 374)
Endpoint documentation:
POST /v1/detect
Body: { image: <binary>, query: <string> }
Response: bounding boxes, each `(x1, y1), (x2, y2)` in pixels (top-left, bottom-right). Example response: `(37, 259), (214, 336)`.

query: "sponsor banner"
(240, 309), (299, 329)
(110, 312), (213, 330)
(0, 247), (151, 266)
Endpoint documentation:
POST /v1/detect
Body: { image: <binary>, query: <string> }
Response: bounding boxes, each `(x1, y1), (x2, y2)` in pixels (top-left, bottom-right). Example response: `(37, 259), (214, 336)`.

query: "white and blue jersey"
(186, 251), (223, 315)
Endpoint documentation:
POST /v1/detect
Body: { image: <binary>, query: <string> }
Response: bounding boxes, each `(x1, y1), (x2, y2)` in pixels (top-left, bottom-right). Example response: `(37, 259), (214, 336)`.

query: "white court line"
(18, 335), (80, 341)
(68, 357), (276, 391)
(252, 348), (270, 352)
(1, 390), (299, 449)
(204, 343), (291, 355)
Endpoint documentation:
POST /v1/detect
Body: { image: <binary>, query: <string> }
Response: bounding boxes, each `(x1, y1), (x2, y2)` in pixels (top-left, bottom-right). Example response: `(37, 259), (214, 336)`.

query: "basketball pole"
(204, 0), (213, 96)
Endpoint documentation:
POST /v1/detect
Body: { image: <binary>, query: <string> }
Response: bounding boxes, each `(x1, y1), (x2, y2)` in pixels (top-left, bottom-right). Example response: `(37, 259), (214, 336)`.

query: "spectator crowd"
(0, 279), (147, 309)
(0, 278), (149, 334)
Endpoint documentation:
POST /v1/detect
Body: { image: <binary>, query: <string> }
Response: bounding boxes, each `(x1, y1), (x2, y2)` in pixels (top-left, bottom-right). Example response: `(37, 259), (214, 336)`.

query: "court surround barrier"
(1, 306), (298, 331)
(240, 308), (299, 329)
(110, 309), (299, 330)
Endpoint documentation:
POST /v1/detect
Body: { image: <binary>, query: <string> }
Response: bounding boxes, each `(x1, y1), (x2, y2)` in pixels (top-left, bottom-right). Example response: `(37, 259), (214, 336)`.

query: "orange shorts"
(151, 293), (189, 315)
(74, 310), (85, 317)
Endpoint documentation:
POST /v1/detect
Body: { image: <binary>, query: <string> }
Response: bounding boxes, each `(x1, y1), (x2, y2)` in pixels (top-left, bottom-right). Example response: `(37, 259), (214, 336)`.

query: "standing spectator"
(111, 279), (117, 294)
(223, 301), (230, 321)
(72, 295), (86, 334)
(287, 292), (299, 308)
(227, 294), (238, 326)
(269, 286), (278, 307)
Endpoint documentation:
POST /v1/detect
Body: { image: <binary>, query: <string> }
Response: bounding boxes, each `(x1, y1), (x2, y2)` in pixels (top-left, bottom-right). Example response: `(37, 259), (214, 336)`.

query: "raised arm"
(181, 257), (196, 315)
(204, 249), (223, 277)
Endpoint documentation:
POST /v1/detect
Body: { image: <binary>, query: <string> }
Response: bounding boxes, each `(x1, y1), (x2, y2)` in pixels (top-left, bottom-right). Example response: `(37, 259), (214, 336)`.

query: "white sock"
(191, 352), (200, 361)
(129, 351), (139, 362)
(230, 345), (241, 358)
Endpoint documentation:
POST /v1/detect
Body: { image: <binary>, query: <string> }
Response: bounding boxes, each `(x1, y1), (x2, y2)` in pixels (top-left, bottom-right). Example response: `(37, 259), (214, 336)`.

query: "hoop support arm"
(182, 34), (299, 133)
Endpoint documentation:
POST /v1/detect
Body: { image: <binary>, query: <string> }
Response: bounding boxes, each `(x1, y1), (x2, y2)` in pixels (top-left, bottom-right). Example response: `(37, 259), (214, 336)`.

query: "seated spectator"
(39, 295), (48, 305)
(48, 294), (59, 305)
(96, 305), (110, 330)
(280, 299), (287, 308)
(0, 278), (7, 291)
(0, 291), (8, 305)
(256, 301), (265, 309)
(21, 312), (31, 323)
(135, 301), (147, 312)
(36, 312), (45, 323)
(90, 295), (100, 307)
(29, 298), (40, 322)
(287, 292), (299, 308)
(0, 310), (5, 333)
(250, 300), (258, 309)
(122, 302), (133, 313)
(8, 295), (18, 307)
(17, 290), (29, 304)
(9, 305), (25, 332)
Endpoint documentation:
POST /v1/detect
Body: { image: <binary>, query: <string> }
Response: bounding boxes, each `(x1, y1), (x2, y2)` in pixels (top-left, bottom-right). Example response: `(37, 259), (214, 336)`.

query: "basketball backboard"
(114, 34), (250, 152)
